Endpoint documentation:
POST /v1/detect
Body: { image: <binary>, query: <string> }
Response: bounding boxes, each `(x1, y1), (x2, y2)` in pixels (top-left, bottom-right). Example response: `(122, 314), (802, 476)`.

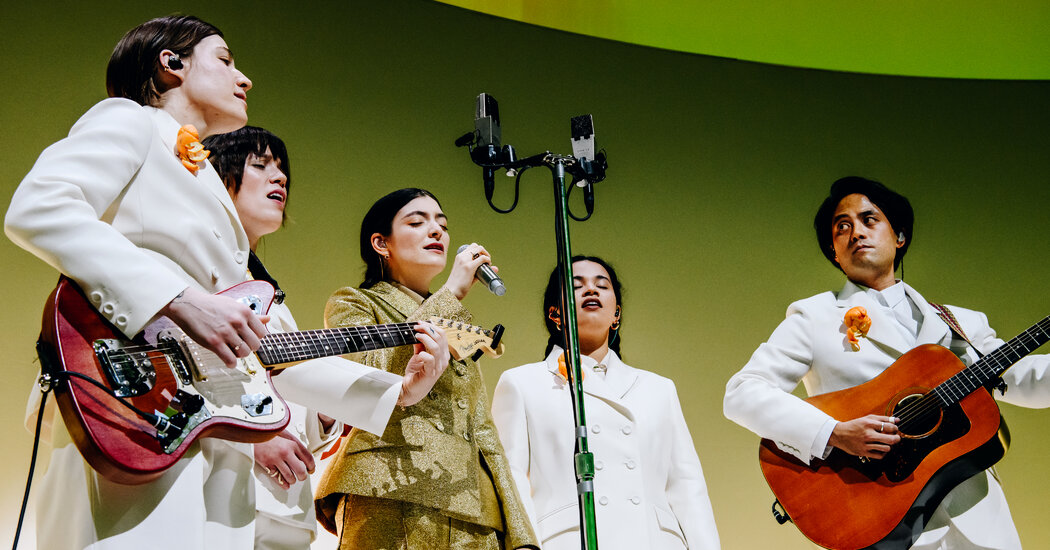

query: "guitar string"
(865, 319), (1045, 432)
(95, 317), (495, 369)
(107, 322), (420, 359)
(887, 319), (1050, 432)
(899, 322), (1050, 427)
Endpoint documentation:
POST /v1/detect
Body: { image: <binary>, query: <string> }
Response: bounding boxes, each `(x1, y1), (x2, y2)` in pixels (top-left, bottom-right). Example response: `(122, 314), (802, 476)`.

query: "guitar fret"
(254, 319), (491, 367)
(932, 315), (1050, 408)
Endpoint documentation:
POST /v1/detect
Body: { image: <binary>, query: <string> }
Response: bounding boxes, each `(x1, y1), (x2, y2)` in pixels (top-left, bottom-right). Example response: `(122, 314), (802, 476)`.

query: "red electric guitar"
(36, 277), (505, 485)
(757, 314), (1050, 549)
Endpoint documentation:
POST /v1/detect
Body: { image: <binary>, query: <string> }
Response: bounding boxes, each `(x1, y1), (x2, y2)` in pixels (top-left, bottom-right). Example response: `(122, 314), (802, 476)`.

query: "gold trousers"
(336, 495), (501, 550)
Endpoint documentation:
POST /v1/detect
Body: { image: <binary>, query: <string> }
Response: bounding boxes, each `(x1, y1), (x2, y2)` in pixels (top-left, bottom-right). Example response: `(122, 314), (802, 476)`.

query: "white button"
(621, 425), (633, 435)
(626, 460), (636, 470)
(101, 302), (115, 314)
(595, 460), (604, 471)
(631, 496), (640, 505)
(210, 267), (220, 281)
(599, 496), (608, 506)
(213, 229), (223, 239)
(434, 420), (444, 431)
(114, 315), (128, 327)
(234, 251), (246, 264)
(591, 425), (601, 434)
(89, 291), (103, 304)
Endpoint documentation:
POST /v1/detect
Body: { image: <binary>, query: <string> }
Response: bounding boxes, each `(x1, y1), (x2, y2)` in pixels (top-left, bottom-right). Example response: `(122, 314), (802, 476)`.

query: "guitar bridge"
(94, 339), (156, 397)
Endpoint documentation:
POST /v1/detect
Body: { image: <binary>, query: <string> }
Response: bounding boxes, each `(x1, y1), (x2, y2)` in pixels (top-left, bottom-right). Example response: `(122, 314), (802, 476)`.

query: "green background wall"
(1, 1), (1047, 548)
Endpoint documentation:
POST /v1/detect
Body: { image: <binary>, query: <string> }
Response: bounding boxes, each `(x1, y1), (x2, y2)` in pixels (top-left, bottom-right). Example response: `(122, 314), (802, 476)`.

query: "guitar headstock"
(427, 317), (505, 361)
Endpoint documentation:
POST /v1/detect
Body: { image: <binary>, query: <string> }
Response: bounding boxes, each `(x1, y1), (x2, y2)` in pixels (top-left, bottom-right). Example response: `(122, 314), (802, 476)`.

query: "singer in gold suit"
(314, 188), (538, 550)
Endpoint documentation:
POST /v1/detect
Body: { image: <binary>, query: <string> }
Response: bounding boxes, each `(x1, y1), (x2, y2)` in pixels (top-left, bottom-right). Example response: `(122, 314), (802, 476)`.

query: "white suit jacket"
(6, 99), (400, 550)
(492, 348), (720, 550)
(724, 280), (1050, 549)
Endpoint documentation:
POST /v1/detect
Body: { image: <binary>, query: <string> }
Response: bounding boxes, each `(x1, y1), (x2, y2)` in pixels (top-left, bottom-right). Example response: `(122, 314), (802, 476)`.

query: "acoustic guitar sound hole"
(891, 392), (942, 439)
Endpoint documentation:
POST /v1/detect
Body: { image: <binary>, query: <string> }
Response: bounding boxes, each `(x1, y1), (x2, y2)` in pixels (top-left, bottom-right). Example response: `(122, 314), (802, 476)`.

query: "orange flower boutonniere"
(176, 124), (209, 174)
(844, 306), (872, 351)
(557, 354), (584, 381)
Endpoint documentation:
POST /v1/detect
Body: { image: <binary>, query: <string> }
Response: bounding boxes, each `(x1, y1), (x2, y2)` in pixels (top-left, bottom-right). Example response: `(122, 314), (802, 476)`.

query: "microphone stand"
(549, 156), (600, 550)
(460, 137), (605, 550)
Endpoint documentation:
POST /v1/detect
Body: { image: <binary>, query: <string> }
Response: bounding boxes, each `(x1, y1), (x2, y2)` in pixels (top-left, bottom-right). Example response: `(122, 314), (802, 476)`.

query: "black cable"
(486, 167), (525, 214)
(566, 177), (595, 221)
(12, 381), (49, 550)
(60, 371), (171, 430)
(11, 364), (172, 549)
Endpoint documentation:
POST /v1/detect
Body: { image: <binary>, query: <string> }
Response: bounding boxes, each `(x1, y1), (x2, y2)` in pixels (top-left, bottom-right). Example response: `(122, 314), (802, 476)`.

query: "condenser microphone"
(474, 93), (502, 199)
(570, 114), (595, 164)
(457, 244), (506, 296)
(475, 93), (501, 150)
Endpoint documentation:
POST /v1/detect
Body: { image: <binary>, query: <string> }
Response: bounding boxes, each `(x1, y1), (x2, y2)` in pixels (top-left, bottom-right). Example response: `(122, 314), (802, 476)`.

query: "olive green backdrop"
(1, 1), (1047, 548)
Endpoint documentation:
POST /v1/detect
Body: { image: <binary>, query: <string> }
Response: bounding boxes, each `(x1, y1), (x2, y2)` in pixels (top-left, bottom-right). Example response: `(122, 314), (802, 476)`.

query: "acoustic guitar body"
(759, 344), (1007, 550)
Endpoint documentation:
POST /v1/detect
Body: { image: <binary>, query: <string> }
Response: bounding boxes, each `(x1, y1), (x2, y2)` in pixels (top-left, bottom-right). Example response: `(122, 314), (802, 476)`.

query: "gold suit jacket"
(314, 282), (537, 550)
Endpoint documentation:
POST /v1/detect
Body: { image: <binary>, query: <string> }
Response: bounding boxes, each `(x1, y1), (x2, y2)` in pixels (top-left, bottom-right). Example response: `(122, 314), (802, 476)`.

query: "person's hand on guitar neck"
(398, 321), (451, 407)
(829, 414), (901, 459)
(159, 286), (270, 367)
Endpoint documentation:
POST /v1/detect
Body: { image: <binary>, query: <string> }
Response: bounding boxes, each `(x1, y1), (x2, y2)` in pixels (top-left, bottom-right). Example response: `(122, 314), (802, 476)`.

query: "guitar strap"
(927, 303), (1009, 484)
(248, 251), (285, 304)
(927, 302), (984, 360)
(929, 303), (1007, 398)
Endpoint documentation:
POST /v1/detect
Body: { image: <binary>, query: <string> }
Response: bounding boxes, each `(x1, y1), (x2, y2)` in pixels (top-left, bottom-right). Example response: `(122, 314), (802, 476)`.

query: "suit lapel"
(595, 351), (639, 401)
(148, 107), (245, 238)
(367, 282), (421, 319)
(836, 281), (912, 356)
(907, 284), (952, 346)
(546, 349), (638, 421)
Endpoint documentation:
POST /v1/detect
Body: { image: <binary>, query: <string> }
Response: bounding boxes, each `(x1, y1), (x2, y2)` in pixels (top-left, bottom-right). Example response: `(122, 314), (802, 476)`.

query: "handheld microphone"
(457, 244), (506, 296)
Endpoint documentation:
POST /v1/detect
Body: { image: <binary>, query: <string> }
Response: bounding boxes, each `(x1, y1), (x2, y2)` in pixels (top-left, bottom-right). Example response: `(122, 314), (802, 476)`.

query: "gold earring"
(548, 307), (562, 330)
(610, 306), (621, 330)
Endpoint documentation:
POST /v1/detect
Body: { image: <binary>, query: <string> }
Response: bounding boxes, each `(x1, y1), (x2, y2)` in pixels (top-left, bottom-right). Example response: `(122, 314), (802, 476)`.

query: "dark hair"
(359, 188), (440, 288)
(814, 176), (914, 271)
(543, 255), (624, 359)
(106, 15), (222, 106)
(202, 126), (292, 215)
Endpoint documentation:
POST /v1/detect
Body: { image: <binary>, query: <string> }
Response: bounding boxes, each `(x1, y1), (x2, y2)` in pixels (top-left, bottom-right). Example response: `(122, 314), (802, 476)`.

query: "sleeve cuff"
(812, 418), (838, 460)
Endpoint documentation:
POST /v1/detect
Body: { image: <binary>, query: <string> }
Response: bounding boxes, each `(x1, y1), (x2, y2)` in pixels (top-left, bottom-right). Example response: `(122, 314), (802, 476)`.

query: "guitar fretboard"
(255, 322), (418, 366)
(932, 315), (1050, 407)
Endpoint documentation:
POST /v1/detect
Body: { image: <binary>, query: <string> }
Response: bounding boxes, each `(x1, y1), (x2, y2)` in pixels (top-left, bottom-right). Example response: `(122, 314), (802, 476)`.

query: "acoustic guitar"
(36, 277), (505, 485)
(758, 315), (1050, 549)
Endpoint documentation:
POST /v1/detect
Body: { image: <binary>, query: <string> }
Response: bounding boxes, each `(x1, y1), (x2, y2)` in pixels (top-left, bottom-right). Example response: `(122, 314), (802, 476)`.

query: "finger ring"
(879, 422), (884, 433)
(234, 344), (242, 352)
(472, 252), (480, 260)
(269, 469), (281, 478)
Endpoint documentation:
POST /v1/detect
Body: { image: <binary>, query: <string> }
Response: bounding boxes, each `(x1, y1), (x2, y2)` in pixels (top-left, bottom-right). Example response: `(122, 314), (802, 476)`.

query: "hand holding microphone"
(445, 243), (505, 299)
